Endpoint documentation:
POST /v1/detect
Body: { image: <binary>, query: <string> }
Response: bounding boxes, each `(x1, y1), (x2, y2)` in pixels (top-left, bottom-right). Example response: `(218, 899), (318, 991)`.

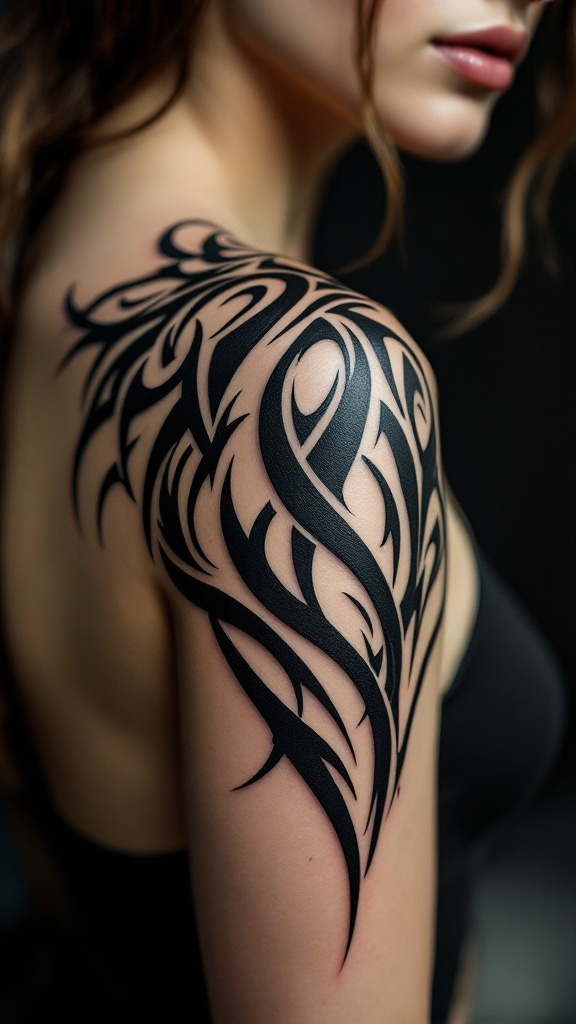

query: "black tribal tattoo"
(62, 221), (446, 959)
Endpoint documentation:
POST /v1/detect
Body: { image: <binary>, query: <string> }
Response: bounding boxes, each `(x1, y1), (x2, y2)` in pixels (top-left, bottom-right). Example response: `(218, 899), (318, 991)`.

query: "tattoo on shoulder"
(61, 221), (446, 960)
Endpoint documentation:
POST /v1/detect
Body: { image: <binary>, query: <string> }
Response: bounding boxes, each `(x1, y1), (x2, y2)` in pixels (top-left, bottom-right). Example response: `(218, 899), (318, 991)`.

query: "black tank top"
(433, 543), (565, 1020)
(1, 542), (566, 1023)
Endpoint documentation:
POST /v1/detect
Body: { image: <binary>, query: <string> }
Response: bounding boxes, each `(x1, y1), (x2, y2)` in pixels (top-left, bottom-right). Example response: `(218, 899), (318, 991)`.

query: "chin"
(399, 125), (491, 163)
(381, 93), (496, 163)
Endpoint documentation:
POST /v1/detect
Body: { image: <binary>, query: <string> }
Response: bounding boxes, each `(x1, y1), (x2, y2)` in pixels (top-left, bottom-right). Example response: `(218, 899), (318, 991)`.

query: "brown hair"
(0, 0), (205, 335)
(354, 0), (404, 259)
(458, 0), (576, 331)
(357, 0), (576, 332)
(0, 0), (574, 344)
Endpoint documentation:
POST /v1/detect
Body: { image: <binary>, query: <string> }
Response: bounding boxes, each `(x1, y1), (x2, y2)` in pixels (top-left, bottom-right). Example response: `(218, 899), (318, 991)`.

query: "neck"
(77, 6), (358, 263)
(174, 5), (356, 260)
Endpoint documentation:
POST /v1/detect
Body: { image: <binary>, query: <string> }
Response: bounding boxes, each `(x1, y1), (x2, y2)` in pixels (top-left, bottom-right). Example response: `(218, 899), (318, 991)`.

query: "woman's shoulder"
(52, 217), (445, 651)
(24, 215), (434, 397)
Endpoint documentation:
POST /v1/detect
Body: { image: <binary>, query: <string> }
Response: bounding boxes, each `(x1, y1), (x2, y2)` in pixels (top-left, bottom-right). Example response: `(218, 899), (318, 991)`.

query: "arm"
(64, 221), (446, 1023)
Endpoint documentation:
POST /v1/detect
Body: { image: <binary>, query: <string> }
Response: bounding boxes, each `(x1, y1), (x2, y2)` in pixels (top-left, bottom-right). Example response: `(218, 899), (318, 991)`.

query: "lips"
(431, 26), (529, 91)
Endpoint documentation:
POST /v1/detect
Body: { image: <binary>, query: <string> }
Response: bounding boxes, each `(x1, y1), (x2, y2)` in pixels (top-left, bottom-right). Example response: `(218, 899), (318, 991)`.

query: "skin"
(216, 0), (549, 156)
(0, 1), (555, 1021)
(82, 1), (550, 262)
(168, 0), (550, 251)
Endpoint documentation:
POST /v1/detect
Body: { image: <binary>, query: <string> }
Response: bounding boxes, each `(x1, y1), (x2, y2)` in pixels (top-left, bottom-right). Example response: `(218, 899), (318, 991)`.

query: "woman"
(0, 2), (572, 1021)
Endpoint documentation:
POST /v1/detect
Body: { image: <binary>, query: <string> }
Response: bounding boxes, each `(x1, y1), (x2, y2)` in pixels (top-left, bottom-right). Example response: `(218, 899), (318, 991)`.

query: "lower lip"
(433, 44), (514, 91)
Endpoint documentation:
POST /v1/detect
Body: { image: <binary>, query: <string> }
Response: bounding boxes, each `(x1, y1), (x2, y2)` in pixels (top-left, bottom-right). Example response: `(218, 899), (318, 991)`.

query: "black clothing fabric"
(35, 824), (208, 1023)
(0, 541), (566, 1023)
(432, 544), (565, 1022)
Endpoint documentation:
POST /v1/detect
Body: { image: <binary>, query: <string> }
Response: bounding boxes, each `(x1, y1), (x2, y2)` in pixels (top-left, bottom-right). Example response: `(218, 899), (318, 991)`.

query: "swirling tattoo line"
(61, 221), (446, 960)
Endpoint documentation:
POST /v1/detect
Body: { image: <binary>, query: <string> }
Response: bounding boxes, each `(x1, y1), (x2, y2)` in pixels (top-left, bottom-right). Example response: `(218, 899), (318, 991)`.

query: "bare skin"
(0, 1), (549, 1020)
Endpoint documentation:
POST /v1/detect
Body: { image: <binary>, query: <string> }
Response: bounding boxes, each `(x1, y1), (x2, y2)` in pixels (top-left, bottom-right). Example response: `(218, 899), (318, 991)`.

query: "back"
(2, 215), (188, 852)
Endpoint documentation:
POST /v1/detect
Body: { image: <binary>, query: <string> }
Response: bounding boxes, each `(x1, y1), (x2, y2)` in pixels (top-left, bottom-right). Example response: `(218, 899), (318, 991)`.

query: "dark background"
(314, 18), (576, 1024)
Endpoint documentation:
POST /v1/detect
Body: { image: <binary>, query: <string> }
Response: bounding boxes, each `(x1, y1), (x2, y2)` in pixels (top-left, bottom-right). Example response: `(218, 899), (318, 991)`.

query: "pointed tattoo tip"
(232, 745), (284, 791)
(341, 919), (356, 968)
(74, 514), (84, 542)
(64, 282), (77, 314)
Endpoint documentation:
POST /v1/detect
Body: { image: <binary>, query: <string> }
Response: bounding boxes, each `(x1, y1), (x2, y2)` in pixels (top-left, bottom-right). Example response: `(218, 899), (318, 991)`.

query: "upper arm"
(64, 221), (446, 1023)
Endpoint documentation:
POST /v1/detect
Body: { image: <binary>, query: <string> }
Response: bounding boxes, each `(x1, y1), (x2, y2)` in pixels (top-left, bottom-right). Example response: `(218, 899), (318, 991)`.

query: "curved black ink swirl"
(62, 221), (446, 960)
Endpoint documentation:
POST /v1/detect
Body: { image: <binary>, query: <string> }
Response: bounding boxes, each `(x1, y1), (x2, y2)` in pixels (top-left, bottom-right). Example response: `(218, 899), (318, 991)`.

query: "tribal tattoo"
(62, 221), (446, 959)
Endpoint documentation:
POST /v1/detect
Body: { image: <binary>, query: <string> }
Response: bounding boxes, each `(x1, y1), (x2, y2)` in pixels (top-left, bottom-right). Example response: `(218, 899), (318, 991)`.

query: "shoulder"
(50, 216), (437, 414)
(28, 215), (428, 367)
(55, 216), (442, 533)
(55, 216), (443, 561)
(59, 220), (446, 671)
(24, 214), (436, 428)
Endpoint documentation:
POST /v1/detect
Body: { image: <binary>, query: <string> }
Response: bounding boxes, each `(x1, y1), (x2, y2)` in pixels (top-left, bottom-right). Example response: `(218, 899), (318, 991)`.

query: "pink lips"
(432, 26), (529, 91)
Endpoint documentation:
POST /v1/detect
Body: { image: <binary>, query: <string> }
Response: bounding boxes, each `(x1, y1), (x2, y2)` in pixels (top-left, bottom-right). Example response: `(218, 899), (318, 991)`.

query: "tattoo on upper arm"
(62, 222), (446, 959)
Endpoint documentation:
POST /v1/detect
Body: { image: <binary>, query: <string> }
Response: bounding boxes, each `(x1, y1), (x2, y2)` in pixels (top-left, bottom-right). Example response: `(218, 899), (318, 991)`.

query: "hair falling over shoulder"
(453, 0), (576, 332)
(0, 0), (575, 347)
(0, 0), (205, 341)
